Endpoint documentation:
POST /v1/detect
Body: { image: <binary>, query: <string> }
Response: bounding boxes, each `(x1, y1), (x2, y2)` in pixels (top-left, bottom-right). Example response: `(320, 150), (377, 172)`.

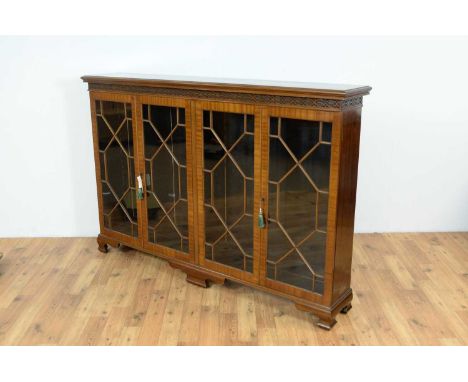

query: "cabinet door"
(138, 96), (196, 262)
(90, 92), (142, 246)
(261, 107), (340, 301)
(195, 102), (262, 282)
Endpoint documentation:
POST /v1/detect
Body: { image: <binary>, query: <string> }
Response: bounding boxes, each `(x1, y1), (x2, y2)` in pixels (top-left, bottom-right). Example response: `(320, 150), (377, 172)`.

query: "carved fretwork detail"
(341, 96), (364, 109)
(88, 83), (363, 110)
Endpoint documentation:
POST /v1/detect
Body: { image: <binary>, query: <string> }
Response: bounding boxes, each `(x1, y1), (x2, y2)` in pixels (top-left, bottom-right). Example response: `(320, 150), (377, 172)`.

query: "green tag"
(137, 188), (144, 200)
(258, 209), (265, 229)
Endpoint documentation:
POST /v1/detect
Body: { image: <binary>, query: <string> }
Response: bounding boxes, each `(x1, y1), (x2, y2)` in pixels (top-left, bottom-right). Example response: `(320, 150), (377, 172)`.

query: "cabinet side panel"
(332, 107), (362, 302)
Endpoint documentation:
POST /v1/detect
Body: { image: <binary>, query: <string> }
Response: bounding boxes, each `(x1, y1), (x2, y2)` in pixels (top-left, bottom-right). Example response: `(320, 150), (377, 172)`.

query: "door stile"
(89, 92), (105, 236)
(189, 100), (200, 263)
(194, 101), (206, 267)
(134, 95), (149, 249)
(184, 99), (197, 262)
(321, 111), (343, 306)
(251, 105), (263, 283)
(133, 95), (145, 246)
(258, 106), (269, 287)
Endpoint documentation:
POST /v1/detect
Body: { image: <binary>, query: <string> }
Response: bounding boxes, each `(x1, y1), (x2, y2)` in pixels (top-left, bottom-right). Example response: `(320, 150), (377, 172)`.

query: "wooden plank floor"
(0, 233), (467, 345)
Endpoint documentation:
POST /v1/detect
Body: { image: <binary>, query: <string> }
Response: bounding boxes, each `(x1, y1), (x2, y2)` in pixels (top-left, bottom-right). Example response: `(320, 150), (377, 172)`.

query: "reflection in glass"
(143, 104), (188, 252)
(203, 110), (254, 273)
(96, 100), (138, 237)
(266, 117), (332, 294)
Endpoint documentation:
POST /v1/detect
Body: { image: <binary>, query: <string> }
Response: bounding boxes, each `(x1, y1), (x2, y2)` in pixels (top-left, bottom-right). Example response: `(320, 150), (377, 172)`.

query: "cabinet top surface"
(82, 73), (371, 98)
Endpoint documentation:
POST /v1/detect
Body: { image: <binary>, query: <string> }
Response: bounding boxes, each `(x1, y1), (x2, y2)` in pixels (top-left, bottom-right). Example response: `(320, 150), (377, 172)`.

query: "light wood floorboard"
(0, 233), (467, 345)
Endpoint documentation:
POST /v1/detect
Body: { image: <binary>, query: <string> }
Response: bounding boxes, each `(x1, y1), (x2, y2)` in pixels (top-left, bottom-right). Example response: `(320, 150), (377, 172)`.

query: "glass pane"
(203, 110), (254, 273)
(302, 145), (331, 191)
(96, 100), (137, 237)
(143, 104), (188, 253)
(281, 118), (320, 160)
(322, 122), (332, 143)
(266, 116), (332, 294)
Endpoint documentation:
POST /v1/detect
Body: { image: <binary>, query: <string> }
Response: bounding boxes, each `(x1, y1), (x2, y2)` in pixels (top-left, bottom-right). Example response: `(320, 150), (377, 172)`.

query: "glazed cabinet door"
(195, 102), (262, 282)
(90, 92), (142, 247)
(260, 107), (340, 302)
(138, 96), (196, 262)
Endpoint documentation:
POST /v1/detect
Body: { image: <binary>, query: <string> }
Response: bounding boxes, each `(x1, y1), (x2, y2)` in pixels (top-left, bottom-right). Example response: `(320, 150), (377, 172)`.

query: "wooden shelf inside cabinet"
(82, 74), (371, 330)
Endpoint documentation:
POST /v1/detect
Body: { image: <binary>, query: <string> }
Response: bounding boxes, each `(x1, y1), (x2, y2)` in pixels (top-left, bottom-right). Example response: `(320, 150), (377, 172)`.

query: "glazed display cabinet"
(82, 74), (371, 329)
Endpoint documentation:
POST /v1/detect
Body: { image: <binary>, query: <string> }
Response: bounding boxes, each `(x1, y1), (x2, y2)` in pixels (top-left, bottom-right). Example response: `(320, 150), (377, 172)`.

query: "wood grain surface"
(0, 233), (466, 345)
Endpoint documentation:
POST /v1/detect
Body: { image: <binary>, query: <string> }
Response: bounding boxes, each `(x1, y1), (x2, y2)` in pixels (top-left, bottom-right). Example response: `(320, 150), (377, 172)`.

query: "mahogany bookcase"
(81, 74), (371, 329)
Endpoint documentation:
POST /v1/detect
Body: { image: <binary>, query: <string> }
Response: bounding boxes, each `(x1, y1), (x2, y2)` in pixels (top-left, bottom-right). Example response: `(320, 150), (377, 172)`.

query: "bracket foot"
(316, 317), (337, 330)
(340, 303), (352, 314)
(169, 261), (225, 288)
(96, 234), (119, 253)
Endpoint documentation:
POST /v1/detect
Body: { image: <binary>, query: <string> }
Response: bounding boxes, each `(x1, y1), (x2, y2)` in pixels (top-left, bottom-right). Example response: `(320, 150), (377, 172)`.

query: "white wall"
(0, 36), (467, 237)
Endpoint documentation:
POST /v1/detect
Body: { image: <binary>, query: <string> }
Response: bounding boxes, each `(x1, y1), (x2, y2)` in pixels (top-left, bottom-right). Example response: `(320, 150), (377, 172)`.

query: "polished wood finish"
(332, 108), (362, 302)
(83, 74), (371, 329)
(0, 234), (467, 345)
(82, 75), (369, 113)
(97, 233), (119, 253)
(82, 73), (372, 99)
(169, 261), (225, 288)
